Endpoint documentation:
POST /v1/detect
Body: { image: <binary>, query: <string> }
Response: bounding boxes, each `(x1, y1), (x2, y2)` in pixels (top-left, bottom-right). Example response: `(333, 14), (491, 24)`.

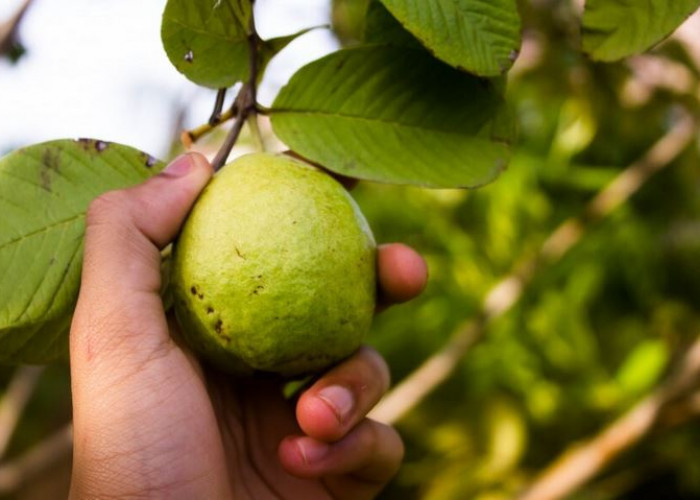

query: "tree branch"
(181, 105), (238, 149)
(0, 0), (33, 58)
(0, 424), (72, 494)
(369, 112), (696, 426)
(211, 4), (260, 171)
(516, 335), (700, 500)
(209, 88), (228, 125)
(0, 366), (44, 459)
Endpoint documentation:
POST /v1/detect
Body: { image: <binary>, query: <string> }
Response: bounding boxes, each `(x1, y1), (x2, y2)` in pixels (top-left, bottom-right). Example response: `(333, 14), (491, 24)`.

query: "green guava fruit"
(170, 152), (376, 377)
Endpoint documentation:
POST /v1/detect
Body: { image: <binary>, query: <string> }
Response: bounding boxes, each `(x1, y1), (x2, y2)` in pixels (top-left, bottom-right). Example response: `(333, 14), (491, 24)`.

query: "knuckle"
(86, 190), (130, 228)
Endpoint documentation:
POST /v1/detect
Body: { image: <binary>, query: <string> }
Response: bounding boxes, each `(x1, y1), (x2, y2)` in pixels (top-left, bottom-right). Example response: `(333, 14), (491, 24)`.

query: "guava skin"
(171, 153), (376, 377)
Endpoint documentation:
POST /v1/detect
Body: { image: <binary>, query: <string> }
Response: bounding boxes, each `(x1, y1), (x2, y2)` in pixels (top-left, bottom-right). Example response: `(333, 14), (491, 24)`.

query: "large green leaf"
(0, 139), (163, 364)
(270, 46), (514, 188)
(583, 0), (700, 62)
(161, 0), (252, 88)
(378, 0), (521, 76)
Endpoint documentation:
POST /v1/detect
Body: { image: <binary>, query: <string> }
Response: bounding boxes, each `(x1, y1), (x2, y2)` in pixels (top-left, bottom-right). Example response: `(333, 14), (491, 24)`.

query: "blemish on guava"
(95, 140), (109, 152)
(206, 307), (214, 314)
(190, 286), (198, 295)
(251, 285), (264, 295)
(184, 50), (194, 63)
(214, 320), (223, 334)
(235, 247), (246, 260)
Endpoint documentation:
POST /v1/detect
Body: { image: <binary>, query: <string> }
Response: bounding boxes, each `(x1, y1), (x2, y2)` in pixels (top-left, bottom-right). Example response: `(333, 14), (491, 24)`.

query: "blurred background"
(2, 0), (700, 498)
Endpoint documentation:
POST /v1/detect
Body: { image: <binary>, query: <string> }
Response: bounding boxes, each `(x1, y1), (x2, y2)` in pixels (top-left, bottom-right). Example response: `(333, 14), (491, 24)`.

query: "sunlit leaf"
(0, 140), (163, 363)
(271, 46), (514, 188)
(615, 339), (669, 397)
(161, 0), (252, 88)
(379, 0), (521, 76)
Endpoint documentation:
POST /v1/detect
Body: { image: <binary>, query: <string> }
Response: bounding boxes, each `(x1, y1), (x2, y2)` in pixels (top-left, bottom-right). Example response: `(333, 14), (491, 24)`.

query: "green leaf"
(378, 0), (521, 76)
(271, 46), (513, 188)
(0, 139), (163, 364)
(161, 0), (252, 88)
(364, 1), (422, 48)
(615, 339), (669, 397)
(583, 0), (700, 62)
(259, 27), (318, 78)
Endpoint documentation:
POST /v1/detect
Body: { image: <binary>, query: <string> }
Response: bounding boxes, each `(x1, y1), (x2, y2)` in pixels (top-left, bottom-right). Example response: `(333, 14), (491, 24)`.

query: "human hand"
(69, 153), (428, 499)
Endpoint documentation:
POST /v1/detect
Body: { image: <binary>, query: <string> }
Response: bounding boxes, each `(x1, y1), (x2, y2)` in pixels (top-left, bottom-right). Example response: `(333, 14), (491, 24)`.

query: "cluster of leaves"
(2, 0), (698, 367)
(1, 0), (700, 497)
(0, 0), (523, 365)
(343, 1), (700, 498)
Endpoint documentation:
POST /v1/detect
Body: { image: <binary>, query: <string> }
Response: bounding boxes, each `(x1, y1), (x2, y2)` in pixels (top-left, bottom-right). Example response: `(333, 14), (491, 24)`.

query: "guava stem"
(212, 3), (261, 171)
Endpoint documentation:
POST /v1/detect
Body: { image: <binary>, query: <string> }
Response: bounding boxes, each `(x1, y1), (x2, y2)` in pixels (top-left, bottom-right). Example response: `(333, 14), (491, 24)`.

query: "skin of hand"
(69, 153), (428, 499)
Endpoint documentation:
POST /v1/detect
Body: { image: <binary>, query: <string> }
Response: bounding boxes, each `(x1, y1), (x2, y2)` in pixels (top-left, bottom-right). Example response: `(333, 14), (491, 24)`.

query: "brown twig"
(516, 336), (700, 500)
(0, 424), (73, 494)
(211, 4), (260, 171)
(0, 366), (44, 459)
(0, 0), (33, 58)
(369, 112), (696, 426)
(209, 88), (228, 125)
(181, 105), (238, 149)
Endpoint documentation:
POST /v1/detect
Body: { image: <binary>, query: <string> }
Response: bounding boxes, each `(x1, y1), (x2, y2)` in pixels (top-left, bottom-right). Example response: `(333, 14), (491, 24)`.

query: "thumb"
(71, 152), (212, 364)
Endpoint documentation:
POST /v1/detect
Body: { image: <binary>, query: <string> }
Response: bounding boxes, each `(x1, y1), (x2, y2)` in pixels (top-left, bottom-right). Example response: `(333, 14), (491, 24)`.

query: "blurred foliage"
(336, 0), (700, 498)
(2, 0), (700, 498)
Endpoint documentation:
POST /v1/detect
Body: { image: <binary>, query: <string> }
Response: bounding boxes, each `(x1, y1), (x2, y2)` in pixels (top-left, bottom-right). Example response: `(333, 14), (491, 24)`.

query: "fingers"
(71, 153), (212, 368)
(295, 346), (390, 442)
(377, 243), (428, 309)
(278, 419), (404, 498)
(280, 347), (402, 497)
(69, 154), (232, 498)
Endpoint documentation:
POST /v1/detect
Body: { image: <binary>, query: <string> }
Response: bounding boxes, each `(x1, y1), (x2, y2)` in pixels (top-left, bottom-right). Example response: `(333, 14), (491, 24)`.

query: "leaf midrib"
(0, 213), (85, 252)
(271, 108), (504, 140)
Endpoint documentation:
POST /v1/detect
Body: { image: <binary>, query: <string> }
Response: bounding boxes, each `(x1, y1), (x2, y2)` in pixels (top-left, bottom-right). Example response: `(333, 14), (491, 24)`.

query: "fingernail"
(161, 154), (193, 177)
(318, 385), (354, 424)
(296, 439), (329, 465)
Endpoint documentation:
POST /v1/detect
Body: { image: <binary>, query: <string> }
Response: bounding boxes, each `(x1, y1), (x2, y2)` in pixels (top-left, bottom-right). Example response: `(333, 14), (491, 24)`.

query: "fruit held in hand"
(171, 153), (376, 377)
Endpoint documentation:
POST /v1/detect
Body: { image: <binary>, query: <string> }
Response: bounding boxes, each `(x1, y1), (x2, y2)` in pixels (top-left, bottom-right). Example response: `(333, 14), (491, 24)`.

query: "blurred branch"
(0, 366), (44, 459)
(658, 390), (700, 428)
(370, 112), (696, 425)
(671, 9), (700, 73)
(516, 335), (700, 500)
(0, 0), (33, 59)
(369, 319), (485, 424)
(0, 424), (72, 494)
